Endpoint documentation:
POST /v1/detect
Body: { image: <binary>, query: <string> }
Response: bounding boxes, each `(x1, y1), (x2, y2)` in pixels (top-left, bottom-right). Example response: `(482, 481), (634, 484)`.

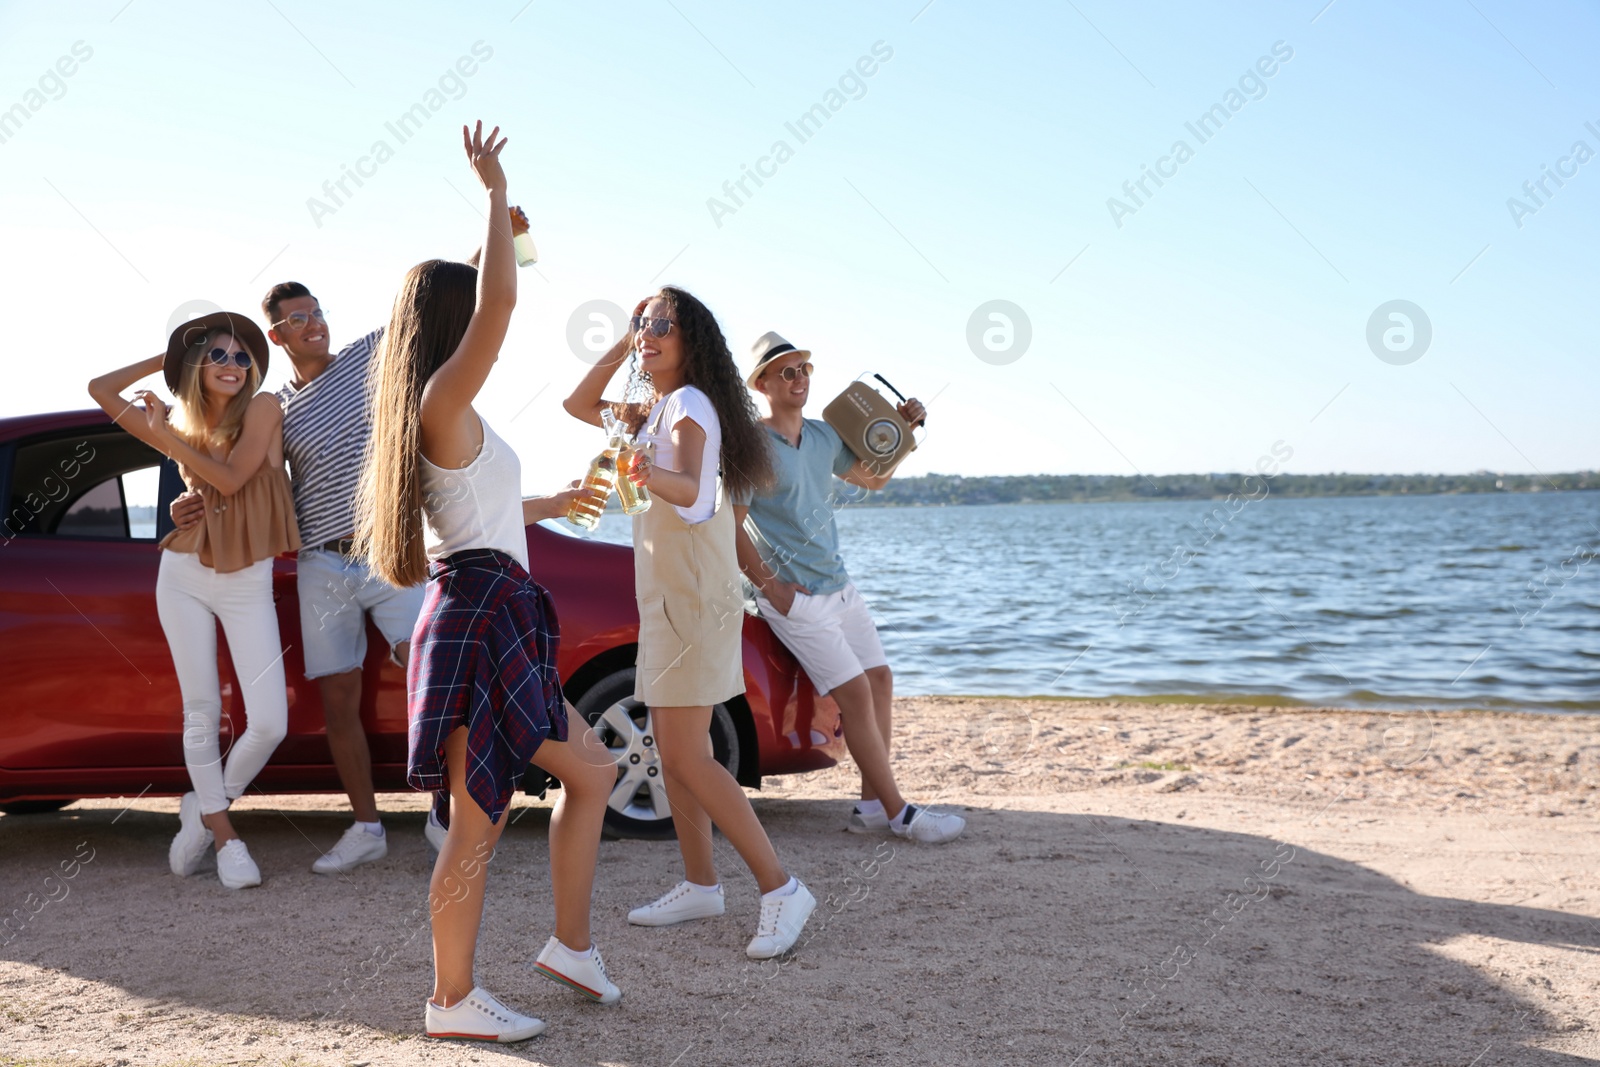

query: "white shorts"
(755, 582), (887, 697)
(297, 547), (426, 680)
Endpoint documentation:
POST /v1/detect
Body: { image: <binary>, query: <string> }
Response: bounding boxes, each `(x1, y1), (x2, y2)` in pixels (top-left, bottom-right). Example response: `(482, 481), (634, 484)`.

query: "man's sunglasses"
(766, 361), (813, 382)
(631, 315), (675, 338)
(271, 308), (327, 332)
(203, 348), (253, 369)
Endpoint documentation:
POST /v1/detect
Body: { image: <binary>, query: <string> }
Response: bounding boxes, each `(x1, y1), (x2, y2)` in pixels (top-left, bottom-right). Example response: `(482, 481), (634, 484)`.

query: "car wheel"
(0, 799), (75, 815)
(574, 667), (741, 840)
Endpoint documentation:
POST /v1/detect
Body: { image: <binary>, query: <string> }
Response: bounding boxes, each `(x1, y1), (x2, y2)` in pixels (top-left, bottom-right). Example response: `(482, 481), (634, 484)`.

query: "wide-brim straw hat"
(163, 310), (270, 392)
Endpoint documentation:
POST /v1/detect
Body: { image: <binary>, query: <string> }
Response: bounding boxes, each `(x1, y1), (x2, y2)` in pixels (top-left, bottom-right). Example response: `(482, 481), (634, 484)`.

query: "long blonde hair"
(172, 328), (263, 452)
(355, 259), (479, 587)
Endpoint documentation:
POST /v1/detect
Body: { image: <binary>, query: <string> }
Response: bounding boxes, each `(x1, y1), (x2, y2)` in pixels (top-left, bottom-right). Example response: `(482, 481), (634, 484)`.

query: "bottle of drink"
(511, 204), (538, 267)
(565, 419), (618, 530)
(608, 409), (653, 516)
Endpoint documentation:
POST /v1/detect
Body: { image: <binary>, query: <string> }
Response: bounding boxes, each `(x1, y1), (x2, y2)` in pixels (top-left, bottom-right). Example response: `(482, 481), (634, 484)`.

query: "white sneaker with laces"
(425, 987), (545, 1043)
(216, 838), (261, 889)
(424, 808), (448, 853)
(169, 792), (213, 877)
(533, 936), (621, 1004)
(746, 880), (816, 960)
(847, 804), (891, 834)
(891, 803), (967, 844)
(627, 881), (726, 927)
(312, 823), (388, 874)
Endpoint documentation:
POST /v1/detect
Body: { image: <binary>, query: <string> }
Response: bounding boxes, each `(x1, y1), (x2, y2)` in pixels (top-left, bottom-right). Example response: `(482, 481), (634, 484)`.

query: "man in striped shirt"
(172, 283), (435, 873)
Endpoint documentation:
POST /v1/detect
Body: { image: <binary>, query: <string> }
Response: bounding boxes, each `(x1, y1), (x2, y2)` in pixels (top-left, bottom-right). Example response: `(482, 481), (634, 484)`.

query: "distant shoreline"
(852, 472), (1598, 508)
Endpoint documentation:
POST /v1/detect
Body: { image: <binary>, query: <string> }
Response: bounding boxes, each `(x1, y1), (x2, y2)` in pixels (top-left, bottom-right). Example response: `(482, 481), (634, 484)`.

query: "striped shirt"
(275, 328), (384, 547)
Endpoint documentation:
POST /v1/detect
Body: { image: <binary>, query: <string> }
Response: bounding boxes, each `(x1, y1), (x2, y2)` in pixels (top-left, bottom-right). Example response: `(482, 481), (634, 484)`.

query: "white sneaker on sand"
(425, 808), (448, 853)
(746, 880), (816, 960)
(533, 935), (621, 1004)
(312, 823), (388, 874)
(627, 881), (726, 927)
(169, 792), (213, 877)
(425, 987), (545, 1043)
(847, 804), (891, 834)
(216, 838), (261, 889)
(891, 804), (966, 844)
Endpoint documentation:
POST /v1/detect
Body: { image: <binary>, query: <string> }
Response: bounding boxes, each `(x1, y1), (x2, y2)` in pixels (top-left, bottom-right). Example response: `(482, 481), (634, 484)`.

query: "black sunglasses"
(631, 315), (675, 338)
(203, 347), (253, 369)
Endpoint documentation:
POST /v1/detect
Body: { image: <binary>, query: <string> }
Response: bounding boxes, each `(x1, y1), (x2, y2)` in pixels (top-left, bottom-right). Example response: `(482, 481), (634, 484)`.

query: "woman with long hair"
(354, 122), (618, 1044)
(564, 287), (816, 960)
(89, 311), (299, 890)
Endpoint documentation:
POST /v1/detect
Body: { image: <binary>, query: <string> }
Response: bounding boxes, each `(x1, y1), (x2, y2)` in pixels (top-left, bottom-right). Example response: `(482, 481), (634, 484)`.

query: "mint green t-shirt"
(738, 419), (859, 595)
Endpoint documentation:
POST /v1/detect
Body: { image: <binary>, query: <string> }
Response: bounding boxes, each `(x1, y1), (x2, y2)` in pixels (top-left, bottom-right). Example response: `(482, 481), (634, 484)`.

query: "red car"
(0, 409), (845, 837)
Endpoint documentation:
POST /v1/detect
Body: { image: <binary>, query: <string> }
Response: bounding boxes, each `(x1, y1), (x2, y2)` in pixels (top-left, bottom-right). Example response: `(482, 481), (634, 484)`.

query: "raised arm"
(562, 299), (645, 428)
(418, 122), (515, 461)
(88, 354), (169, 451)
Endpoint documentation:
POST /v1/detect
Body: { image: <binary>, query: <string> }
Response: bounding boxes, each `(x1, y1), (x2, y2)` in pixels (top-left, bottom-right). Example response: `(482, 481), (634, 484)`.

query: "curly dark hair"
(641, 286), (774, 502)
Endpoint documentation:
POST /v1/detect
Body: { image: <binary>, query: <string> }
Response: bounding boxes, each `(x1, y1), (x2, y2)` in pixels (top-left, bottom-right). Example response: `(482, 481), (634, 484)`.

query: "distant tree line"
(862, 471), (1599, 506)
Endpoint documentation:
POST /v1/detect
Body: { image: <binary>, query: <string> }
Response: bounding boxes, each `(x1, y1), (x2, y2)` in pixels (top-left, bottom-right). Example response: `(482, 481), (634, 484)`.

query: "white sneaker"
(747, 880), (815, 959)
(847, 804), (891, 834)
(627, 881), (726, 927)
(533, 936), (621, 1004)
(425, 987), (545, 1043)
(424, 808), (448, 853)
(891, 803), (967, 844)
(216, 839), (261, 889)
(169, 792), (213, 877)
(312, 823), (388, 875)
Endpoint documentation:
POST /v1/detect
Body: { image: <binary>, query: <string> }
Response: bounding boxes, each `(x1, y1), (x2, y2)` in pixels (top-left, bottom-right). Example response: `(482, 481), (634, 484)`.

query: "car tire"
(574, 667), (741, 840)
(0, 799), (75, 815)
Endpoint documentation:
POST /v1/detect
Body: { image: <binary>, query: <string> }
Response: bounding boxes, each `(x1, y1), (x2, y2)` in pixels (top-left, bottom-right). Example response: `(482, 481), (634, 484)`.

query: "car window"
(4, 428), (164, 541)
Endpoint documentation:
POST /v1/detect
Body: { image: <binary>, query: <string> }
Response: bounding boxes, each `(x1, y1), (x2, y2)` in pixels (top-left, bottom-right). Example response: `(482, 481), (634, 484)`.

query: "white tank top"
(420, 414), (528, 571)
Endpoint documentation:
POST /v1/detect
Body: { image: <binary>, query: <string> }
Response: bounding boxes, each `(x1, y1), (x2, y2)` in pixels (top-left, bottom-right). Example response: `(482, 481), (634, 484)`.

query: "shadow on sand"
(1, 797), (1595, 1066)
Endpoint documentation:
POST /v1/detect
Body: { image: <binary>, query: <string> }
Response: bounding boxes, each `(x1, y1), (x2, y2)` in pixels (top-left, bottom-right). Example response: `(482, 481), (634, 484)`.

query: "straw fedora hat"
(163, 310), (270, 392)
(747, 331), (812, 389)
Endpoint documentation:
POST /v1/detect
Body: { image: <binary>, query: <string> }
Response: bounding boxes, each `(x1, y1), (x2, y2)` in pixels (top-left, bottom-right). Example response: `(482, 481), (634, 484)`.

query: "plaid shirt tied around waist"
(406, 549), (568, 827)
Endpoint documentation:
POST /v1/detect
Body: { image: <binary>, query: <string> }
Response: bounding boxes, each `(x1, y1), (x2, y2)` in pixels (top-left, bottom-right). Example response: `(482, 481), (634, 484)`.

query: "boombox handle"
(871, 373), (926, 429)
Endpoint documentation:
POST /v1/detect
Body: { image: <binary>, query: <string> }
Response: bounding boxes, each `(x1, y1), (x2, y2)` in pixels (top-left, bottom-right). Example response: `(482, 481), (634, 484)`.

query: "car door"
(0, 422), (181, 771)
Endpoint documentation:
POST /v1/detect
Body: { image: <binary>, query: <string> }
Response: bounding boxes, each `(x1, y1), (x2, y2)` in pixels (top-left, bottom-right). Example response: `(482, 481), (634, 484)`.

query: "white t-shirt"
(640, 386), (721, 524)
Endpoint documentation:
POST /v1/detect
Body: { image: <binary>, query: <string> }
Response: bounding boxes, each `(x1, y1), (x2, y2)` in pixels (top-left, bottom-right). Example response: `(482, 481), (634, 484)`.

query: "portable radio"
(822, 374), (924, 475)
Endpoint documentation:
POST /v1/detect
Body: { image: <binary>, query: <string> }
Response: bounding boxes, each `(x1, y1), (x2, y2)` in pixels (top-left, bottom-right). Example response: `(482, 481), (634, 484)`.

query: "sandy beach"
(2, 696), (1596, 1066)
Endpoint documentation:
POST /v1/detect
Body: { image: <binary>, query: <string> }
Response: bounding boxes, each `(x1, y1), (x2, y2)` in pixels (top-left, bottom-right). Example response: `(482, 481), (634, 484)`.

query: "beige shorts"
(755, 582), (887, 697)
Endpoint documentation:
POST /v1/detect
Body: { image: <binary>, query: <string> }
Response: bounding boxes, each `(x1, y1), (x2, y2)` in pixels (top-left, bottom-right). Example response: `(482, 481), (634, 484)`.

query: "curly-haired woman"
(564, 287), (815, 960)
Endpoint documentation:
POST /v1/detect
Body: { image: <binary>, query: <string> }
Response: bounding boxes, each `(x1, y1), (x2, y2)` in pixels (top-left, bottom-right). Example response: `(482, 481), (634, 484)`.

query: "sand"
(2, 696), (1597, 1066)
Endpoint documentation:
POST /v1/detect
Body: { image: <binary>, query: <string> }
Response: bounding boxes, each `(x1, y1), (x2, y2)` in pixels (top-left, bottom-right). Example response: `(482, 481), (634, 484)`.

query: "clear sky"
(2, 0), (1596, 498)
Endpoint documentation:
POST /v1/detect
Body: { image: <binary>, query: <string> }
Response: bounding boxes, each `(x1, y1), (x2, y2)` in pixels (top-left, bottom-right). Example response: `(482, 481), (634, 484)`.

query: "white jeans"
(155, 550), (288, 815)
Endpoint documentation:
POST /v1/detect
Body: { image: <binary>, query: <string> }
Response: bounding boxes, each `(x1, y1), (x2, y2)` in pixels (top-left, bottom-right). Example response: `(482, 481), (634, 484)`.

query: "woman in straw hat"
(89, 309), (299, 890)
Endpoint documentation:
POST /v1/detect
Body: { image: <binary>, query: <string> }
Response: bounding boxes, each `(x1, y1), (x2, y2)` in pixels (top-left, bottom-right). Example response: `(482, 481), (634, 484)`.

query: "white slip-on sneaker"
(215, 838), (261, 889)
(312, 823), (388, 875)
(424, 808), (448, 853)
(847, 804), (891, 834)
(891, 803), (967, 844)
(169, 792), (213, 877)
(627, 881), (726, 927)
(746, 880), (816, 960)
(533, 935), (621, 1004)
(425, 987), (545, 1043)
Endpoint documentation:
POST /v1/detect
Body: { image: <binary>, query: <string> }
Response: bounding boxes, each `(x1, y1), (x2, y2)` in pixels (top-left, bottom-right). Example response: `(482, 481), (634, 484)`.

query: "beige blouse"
(159, 462), (301, 573)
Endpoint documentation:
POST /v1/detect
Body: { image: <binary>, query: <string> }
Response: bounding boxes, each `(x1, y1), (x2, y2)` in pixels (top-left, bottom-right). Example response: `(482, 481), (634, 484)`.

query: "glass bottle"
(608, 409), (653, 516)
(565, 419), (619, 530)
(511, 204), (538, 266)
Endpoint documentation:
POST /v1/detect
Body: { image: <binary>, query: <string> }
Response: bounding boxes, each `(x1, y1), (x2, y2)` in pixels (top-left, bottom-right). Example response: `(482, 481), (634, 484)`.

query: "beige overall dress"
(632, 402), (747, 708)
